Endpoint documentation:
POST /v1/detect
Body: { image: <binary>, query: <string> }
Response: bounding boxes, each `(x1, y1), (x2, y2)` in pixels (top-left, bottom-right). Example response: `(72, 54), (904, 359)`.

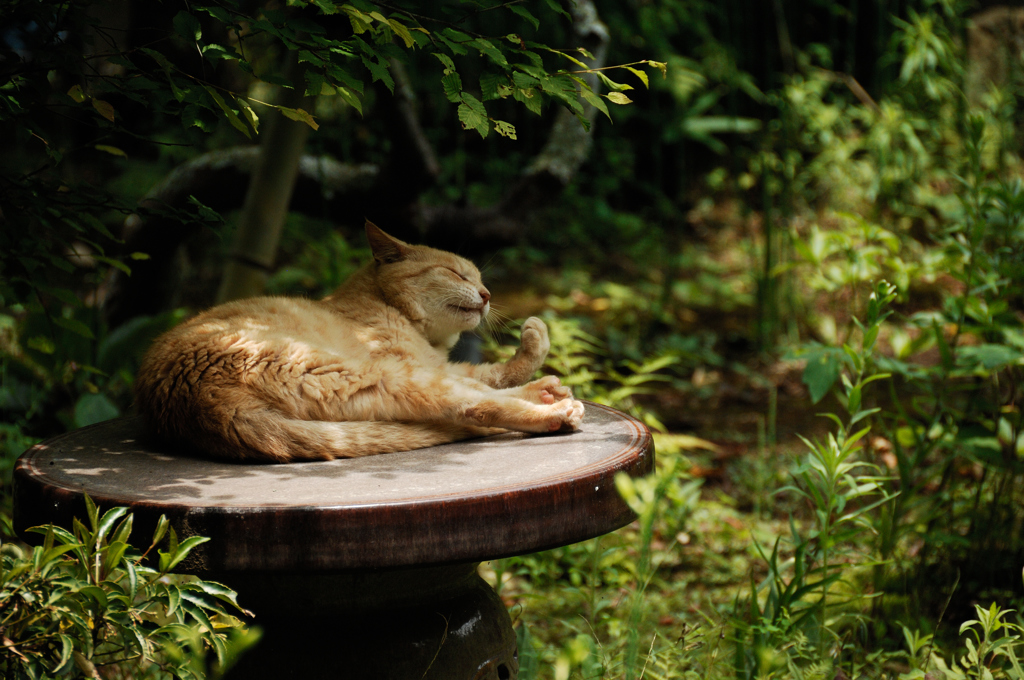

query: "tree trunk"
(216, 52), (314, 303)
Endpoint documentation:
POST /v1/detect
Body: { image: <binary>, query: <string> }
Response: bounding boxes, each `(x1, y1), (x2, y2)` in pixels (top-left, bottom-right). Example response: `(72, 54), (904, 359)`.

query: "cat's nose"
(479, 289), (491, 304)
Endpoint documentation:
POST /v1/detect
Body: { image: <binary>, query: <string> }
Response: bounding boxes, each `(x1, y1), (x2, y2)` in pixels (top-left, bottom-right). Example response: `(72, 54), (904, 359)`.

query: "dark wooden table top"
(14, 402), (653, 572)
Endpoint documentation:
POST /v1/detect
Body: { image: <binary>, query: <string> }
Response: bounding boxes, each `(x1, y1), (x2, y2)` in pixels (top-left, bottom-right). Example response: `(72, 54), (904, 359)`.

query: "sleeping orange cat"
(135, 221), (584, 462)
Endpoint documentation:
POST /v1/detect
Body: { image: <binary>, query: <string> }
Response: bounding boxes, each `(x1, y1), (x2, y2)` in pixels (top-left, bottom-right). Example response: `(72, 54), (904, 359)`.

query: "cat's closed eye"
(446, 268), (470, 282)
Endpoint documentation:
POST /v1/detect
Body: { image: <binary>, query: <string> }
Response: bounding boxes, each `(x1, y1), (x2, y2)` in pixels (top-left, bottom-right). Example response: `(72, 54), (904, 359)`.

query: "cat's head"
(366, 221), (490, 349)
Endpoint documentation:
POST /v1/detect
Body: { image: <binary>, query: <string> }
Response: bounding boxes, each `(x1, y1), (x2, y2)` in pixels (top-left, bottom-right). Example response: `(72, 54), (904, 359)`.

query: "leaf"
(654, 433), (719, 452)
(173, 11), (202, 41)
(102, 540), (129, 576)
(314, 77), (336, 96)
(468, 38), (507, 69)
(85, 495), (101, 535)
(74, 393), (120, 428)
(512, 85), (542, 116)
(384, 18), (415, 48)
(67, 85), (86, 103)
(312, 0), (340, 15)
(28, 524), (78, 546)
(581, 87), (611, 121)
(27, 335), (56, 354)
(441, 71), (463, 103)
(360, 55), (394, 92)
(202, 44), (239, 62)
(542, 0), (571, 19)
(94, 255), (131, 275)
(160, 535), (211, 573)
(958, 344), (1024, 371)
(934, 320), (954, 372)
(596, 72), (633, 92)
(336, 87), (363, 115)
(457, 93), (489, 138)
(182, 602), (216, 634)
(493, 120), (517, 139)
(53, 316), (95, 339)
(801, 346), (846, 404)
(237, 99), (259, 135)
(606, 92), (633, 105)
(166, 585), (182, 618)
(96, 506), (128, 543)
(126, 559), (139, 601)
(95, 144), (127, 157)
(112, 513), (134, 545)
(188, 579), (253, 616)
(432, 52), (457, 74)
(435, 31), (468, 56)
(682, 116), (762, 135)
(92, 99), (115, 122)
(278, 106), (319, 131)
(646, 60), (668, 78)
(343, 5), (373, 34)
(298, 49), (325, 67)
(202, 86), (251, 139)
(480, 72), (510, 101)
(140, 47), (189, 102)
(151, 515), (170, 549)
(625, 66), (649, 88)
(509, 5), (540, 29)
(53, 635), (75, 675)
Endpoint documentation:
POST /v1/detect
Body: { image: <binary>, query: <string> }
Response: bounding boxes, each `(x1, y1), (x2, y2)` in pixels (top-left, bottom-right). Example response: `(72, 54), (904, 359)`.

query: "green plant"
(0, 495), (256, 679)
(859, 113), (1024, 619)
(900, 602), (1024, 680)
(0, 308), (186, 514)
(731, 282), (897, 678)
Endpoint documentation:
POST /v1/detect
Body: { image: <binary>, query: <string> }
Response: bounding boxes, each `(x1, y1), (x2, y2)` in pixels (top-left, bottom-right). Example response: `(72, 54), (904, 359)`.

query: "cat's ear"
(365, 220), (409, 264)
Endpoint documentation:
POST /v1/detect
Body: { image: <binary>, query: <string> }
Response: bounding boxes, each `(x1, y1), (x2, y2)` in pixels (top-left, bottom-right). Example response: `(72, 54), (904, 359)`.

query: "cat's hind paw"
(545, 398), (585, 433)
(521, 375), (572, 404)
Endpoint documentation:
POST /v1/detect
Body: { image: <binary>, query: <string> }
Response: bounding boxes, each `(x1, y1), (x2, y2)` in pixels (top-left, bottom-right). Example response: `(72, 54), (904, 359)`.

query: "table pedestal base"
(218, 564), (518, 680)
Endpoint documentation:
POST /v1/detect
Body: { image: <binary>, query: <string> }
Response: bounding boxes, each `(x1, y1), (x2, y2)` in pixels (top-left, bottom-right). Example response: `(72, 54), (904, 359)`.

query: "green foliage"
(1, 309), (185, 510)
(728, 282), (897, 678)
(6, 0), (1024, 677)
(898, 602), (1024, 680)
(497, 1), (1024, 674)
(0, 495), (256, 679)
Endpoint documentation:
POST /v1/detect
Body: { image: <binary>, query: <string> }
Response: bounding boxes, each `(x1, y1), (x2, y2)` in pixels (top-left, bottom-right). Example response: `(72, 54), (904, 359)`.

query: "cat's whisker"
(478, 253), (499, 277)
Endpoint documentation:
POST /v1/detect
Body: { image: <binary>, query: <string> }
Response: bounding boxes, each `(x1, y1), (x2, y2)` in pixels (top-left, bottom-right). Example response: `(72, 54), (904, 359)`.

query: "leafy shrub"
(0, 495), (255, 679)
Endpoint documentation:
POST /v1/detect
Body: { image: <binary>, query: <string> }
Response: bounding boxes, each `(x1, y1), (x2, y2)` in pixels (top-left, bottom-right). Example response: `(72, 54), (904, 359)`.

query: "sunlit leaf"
(95, 144), (127, 157)
(92, 99), (115, 122)
(202, 86), (251, 139)
(173, 10), (202, 41)
(493, 120), (516, 139)
(457, 93), (489, 138)
(279, 106), (320, 131)
(625, 67), (649, 88)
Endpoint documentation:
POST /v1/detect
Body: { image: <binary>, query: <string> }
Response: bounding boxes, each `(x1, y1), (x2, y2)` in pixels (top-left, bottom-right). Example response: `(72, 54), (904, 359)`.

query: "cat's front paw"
(544, 398), (585, 433)
(519, 317), (550, 364)
(492, 317), (551, 389)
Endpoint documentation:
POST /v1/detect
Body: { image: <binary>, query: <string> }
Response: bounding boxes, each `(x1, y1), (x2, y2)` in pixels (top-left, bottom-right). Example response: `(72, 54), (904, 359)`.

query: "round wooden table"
(14, 402), (653, 679)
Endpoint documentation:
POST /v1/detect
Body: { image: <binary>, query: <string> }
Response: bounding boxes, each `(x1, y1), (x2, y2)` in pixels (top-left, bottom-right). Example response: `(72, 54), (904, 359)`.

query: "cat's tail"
(197, 409), (503, 462)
